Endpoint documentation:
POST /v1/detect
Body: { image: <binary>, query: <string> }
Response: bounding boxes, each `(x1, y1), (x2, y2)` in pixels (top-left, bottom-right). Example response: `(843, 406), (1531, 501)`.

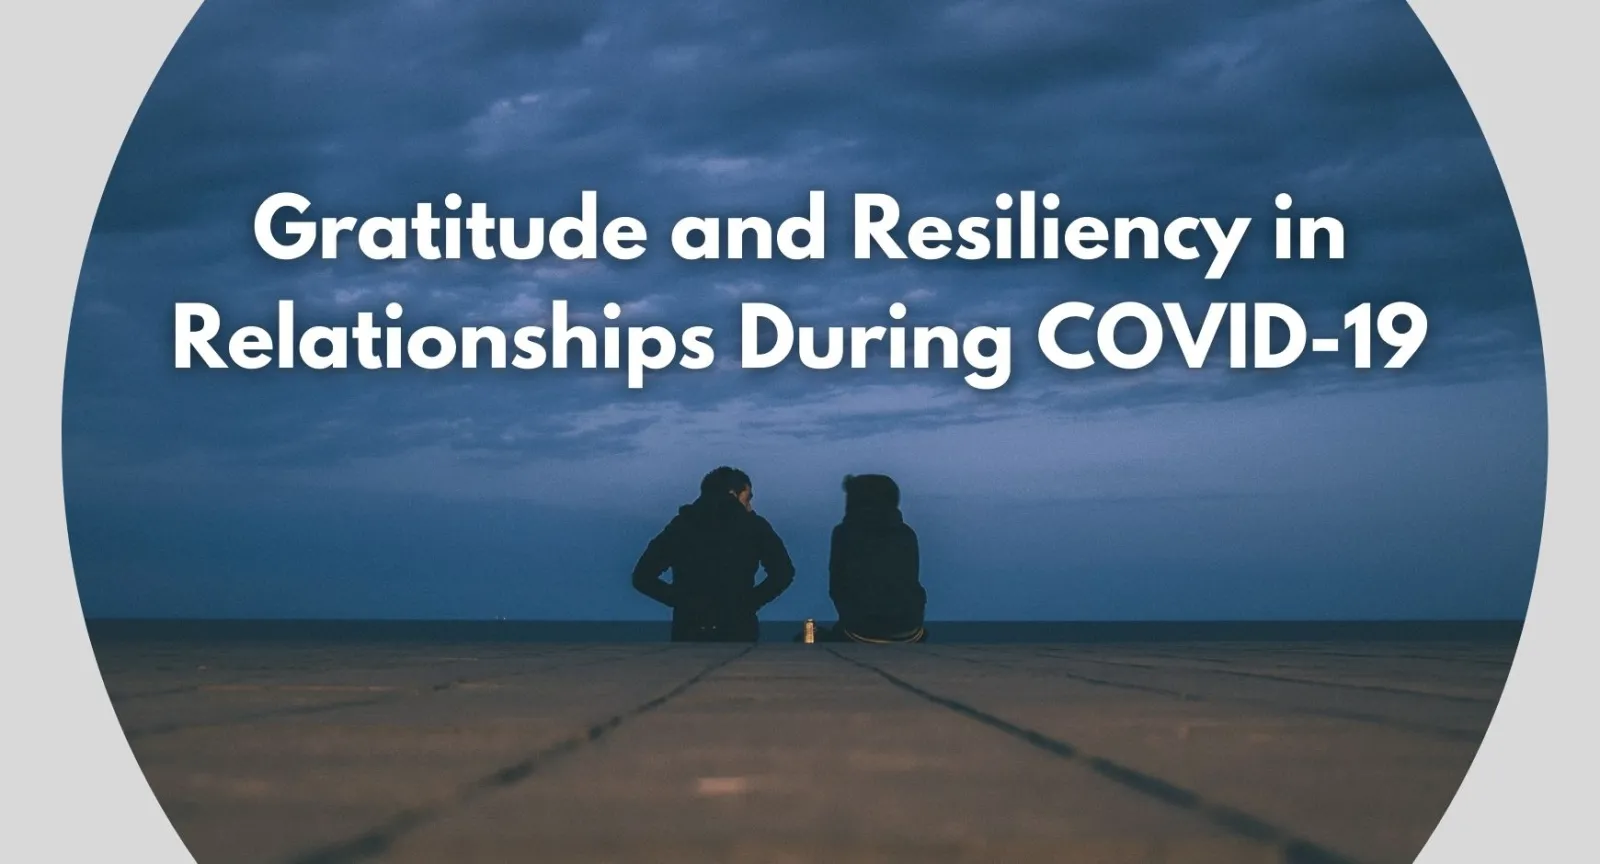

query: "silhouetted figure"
(823, 474), (927, 643)
(632, 466), (796, 642)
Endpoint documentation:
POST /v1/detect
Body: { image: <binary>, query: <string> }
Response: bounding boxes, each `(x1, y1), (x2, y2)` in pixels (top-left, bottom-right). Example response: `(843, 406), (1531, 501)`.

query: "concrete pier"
(96, 641), (1513, 864)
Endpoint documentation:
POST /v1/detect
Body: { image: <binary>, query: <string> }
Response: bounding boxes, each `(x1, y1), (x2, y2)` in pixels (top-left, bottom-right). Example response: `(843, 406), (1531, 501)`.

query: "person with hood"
(823, 473), (927, 643)
(631, 466), (796, 642)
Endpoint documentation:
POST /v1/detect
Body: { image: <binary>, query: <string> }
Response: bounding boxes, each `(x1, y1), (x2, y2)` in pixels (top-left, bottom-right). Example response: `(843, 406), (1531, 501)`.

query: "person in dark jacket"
(824, 474), (927, 643)
(631, 466), (796, 642)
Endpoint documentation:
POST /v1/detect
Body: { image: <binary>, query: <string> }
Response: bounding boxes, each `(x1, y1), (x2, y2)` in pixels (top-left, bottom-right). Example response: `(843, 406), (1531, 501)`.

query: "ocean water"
(84, 618), (1524, 644)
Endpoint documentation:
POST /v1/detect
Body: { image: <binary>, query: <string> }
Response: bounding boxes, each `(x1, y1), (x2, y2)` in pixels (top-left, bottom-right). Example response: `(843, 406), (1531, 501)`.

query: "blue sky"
(63, 0), (1545, 621)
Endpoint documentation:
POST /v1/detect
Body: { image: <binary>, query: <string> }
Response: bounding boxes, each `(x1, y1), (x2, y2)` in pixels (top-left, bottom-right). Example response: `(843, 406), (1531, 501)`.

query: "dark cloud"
(64, 0), (1544, 619)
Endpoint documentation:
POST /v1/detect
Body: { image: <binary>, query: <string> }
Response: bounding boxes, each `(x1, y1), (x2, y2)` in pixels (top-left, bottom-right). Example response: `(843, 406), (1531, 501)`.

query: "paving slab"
(94, 640), (1510, 864)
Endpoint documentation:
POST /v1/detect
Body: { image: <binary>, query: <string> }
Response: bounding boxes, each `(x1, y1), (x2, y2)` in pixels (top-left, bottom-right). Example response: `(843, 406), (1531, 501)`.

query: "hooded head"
(692, 465), (753, 513)
(842, 474), (902, 523)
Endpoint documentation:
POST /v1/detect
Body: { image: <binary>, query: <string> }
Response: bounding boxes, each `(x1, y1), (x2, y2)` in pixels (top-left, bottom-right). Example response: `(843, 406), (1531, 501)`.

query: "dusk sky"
(63, 0), (1546, 621)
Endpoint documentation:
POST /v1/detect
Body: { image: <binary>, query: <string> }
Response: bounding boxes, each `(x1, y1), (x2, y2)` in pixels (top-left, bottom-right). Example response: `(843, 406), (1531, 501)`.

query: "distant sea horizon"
(83, 618), (1525, 644)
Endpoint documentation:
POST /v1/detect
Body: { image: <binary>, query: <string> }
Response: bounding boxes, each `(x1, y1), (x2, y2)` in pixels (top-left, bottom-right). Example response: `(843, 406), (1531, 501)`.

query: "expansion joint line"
(825, 648), (1367, 864)
(286, 645), (752, 864)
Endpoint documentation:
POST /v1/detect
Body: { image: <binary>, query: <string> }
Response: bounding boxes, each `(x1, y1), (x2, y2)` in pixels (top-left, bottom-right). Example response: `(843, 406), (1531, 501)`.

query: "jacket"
(829, 504), (925, 638)
(631, 493), (796, 634)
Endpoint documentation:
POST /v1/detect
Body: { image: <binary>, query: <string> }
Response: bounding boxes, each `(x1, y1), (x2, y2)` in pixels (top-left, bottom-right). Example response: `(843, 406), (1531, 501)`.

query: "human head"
(843, 474), (899, 513)
(700, 466), (753, 510)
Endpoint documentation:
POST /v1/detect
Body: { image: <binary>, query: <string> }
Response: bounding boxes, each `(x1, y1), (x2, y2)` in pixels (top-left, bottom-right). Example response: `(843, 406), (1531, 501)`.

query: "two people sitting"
(630, 466), (928, 644)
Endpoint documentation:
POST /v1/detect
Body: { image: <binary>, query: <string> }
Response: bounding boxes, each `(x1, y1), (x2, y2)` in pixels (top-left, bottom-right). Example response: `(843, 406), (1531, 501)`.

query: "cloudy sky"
(63, 0), (1546, 621)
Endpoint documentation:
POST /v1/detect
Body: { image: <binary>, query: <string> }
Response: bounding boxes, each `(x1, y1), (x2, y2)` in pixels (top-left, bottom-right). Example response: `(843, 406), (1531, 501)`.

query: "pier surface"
(96, 639), (1514, 864)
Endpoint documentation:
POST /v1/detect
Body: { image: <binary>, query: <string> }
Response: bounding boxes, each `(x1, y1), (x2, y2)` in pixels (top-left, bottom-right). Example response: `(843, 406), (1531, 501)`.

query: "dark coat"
(829, 504), (926, 639)
(632, 493), (795, 641)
